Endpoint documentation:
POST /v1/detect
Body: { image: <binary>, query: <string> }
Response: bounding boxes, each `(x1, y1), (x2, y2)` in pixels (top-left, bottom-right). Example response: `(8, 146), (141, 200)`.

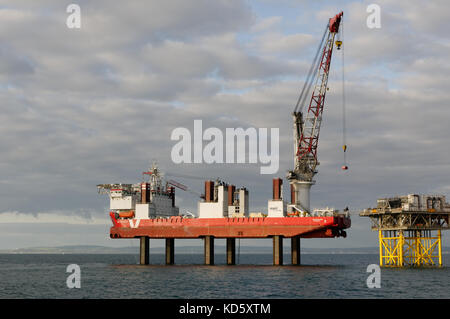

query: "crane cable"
(294, 24), (329, 113)
(341, 20), (348, 170)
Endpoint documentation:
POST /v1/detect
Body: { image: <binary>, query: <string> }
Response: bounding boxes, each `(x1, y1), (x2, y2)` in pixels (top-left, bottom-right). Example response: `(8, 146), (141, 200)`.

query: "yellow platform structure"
(378, 229), (442, 267)
(360, 194), (449, 268)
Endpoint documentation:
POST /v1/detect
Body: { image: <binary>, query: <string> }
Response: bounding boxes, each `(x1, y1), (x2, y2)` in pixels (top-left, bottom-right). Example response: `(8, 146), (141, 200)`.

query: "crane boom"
(287, 11), (343, 215)
(168, 179), (204, 199)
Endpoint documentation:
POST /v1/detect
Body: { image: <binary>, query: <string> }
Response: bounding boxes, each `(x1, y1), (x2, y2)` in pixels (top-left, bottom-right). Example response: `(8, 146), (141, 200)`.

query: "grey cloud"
(1, 1), (450, 250)
(380, 0), (450, 38)
(0, 47), (34, 75)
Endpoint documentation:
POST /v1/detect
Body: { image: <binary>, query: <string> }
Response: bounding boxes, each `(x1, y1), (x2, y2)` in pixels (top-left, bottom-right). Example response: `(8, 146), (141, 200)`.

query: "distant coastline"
(1, 244), (449, 255)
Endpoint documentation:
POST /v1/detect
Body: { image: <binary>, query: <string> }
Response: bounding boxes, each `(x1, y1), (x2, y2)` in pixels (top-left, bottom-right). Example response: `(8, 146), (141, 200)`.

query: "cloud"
(1, 0), (450, 250)
(250, 32), (315, 57)
(0, 210), (107, 224)
(251, 16), (283, 33)
(378, 0), (450, 38)
(0, 47), (34, 76)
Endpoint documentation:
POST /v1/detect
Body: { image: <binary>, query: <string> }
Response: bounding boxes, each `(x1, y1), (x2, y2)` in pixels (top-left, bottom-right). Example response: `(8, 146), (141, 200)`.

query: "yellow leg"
(438, 230), (442, 267)
(399, 231), (404, 267)
(415, 231), (421, 266)
(379, 230), (383, 267)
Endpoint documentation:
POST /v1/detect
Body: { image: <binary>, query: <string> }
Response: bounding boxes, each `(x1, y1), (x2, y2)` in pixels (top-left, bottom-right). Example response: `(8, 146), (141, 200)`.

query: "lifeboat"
(118, 211), (135, 218)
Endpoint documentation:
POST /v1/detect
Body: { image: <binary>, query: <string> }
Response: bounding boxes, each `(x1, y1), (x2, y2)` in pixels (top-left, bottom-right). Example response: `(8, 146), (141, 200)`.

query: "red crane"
(287, 11), (344, 215)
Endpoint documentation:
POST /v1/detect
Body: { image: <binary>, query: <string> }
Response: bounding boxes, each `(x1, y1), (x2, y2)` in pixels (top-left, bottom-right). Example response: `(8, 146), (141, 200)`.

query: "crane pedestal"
(289, 180), (315, 214)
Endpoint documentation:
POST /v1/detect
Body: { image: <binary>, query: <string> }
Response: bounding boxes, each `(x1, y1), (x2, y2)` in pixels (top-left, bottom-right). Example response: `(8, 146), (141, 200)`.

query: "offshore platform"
(97, 12), (351, 266)
(360, 194), (450, 267)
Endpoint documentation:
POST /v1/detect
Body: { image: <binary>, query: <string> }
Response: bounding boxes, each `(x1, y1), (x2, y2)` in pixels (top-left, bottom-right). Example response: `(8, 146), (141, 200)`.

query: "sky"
(1, 0), (450, 250)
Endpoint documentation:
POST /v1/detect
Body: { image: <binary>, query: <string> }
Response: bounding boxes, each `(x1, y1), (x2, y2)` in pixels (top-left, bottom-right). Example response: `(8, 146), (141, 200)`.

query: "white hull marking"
(129, 219), (140, 228)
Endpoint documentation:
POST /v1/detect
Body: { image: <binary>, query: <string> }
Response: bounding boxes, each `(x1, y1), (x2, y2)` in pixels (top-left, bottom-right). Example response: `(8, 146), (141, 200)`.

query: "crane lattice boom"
(290, 11), (343, 182)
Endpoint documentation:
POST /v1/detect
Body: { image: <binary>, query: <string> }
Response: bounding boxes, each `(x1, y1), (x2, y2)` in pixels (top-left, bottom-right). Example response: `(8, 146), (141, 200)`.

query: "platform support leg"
(165, 238), (175, 265)
(291, 236), (301, 265)
(378, 229), (383, 267)
(273, 235), (283, 266)
(140, 236), (149, 265)
(438, 229), (442, 267)
(204, 236), (214, 265)
(226, 238), (236, 265)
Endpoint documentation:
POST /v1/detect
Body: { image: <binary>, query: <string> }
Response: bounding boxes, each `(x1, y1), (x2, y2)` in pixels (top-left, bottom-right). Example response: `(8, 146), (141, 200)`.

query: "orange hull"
(109, 212), (350, 239)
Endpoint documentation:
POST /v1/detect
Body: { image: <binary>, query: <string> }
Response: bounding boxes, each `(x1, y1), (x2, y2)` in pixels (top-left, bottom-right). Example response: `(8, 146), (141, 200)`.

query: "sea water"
(0, 253), (448, 299)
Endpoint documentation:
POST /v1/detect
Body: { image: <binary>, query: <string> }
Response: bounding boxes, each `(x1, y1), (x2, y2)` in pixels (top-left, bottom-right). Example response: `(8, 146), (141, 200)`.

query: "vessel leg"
(140, 236), (149, 265)
(165, 238), (175, 265)
(226, 238), (236, 265)
(204, 236), (214, 265)
(291, 236), (300, 265)
(273, 235), (283, 266)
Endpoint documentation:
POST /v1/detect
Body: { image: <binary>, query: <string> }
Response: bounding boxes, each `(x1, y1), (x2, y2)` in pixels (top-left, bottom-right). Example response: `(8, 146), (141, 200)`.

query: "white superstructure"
(99, 164), (349, 220)
(267, 178), (287, 217)
(198, 180), (249, 218)
(374, 194), (450, 213)
(97, 163), (179, 219)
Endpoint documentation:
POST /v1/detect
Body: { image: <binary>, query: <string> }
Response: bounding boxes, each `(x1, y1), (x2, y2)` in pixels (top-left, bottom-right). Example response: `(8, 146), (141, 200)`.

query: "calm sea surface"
(0, 253), (449, 299)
